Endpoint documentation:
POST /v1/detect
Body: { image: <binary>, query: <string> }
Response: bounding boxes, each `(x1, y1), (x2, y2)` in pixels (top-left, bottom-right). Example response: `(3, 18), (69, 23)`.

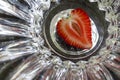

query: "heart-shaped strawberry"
(56, 8), (92, 49)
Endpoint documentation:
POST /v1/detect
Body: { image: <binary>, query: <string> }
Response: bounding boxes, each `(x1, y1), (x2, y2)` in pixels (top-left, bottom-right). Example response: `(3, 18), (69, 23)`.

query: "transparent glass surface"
(0, 0), (119, 80)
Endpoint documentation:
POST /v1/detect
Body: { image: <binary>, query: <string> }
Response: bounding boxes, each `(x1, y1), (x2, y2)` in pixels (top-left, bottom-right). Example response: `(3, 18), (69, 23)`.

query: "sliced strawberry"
(56, 8), (92, 49)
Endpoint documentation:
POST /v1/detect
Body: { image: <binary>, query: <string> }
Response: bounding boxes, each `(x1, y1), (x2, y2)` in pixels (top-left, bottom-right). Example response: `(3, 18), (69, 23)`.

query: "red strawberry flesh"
(56, 8), (92, 49)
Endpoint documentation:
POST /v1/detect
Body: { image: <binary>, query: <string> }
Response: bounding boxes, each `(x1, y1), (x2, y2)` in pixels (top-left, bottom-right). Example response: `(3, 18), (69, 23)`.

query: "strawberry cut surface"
(56, 8), (92, 49)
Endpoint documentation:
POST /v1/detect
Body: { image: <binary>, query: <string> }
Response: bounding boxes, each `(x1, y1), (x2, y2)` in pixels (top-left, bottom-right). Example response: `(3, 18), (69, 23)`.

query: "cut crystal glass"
(0, 0), (119, 80)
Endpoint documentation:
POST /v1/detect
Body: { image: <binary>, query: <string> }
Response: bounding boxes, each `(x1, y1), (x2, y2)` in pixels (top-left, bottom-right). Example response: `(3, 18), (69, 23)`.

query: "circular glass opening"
(43, 1), (106, 60)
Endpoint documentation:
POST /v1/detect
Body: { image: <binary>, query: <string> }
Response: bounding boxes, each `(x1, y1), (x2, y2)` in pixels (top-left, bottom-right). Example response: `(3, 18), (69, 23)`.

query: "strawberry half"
(56, 8), (92, 49)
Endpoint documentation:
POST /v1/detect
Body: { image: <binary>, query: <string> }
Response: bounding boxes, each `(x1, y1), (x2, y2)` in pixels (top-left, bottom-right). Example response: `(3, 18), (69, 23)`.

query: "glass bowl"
(0, 0), (119, 80)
